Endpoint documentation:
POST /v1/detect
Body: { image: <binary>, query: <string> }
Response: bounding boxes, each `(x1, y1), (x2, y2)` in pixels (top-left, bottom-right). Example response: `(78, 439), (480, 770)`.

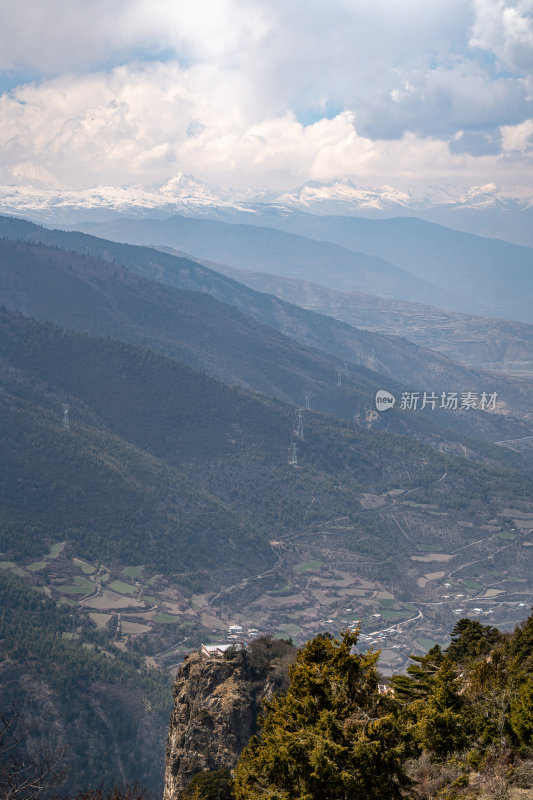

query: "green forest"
(0, 570), (171, 794)
(2, 307), (531, 581)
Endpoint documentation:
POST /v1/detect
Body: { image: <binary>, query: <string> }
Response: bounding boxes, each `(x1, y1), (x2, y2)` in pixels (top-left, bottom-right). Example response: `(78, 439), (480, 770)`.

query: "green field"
(153, 613), (179, 624)
(379, 598), (398, 608)
(497, 531), (516, 540)
(295, 560), (322, 573)
(380, 610), (410, 622)
(27, 561), (47, 572)
(143, 595), (158, 605)
(123, 565), (144, 579)
(59, 576), (94, 595)
(73, 557), (96, 574)
(47, 542), (66, 559)
(463, 579), (482, 590)
(109, 580), (137, 596)
(0, 561), (16, 570)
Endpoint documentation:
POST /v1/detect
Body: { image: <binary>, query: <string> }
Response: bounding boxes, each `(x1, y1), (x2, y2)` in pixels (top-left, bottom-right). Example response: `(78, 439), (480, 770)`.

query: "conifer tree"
(233, 632), (411, 800)
(412, 656), (470, 758)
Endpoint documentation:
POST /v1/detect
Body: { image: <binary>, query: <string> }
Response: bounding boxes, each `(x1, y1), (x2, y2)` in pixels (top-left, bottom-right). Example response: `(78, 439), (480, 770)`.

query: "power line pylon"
(288, 442), (298, 466)
(296, 409), (304, 439)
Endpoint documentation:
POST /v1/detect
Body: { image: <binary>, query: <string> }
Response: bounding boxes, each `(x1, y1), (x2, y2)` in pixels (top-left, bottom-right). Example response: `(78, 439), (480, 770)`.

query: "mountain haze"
(72, 213), (448, 308)
(1, 218), (532, 449)
(210, 265), (533, 380)
(179, 208), (533, 324)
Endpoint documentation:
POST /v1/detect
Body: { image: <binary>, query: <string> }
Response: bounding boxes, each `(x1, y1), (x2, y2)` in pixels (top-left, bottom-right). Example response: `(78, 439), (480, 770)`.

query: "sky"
(0, 0), (532, 191)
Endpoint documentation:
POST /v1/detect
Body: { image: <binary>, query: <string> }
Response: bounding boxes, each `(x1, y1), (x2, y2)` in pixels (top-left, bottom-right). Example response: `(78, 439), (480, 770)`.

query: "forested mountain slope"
(203, 208), (533, 324)
(208, 263), (533, 381)
(72, 213), (446, 307)
(1, 220), (532, 449)
(0, 569), (171, 796)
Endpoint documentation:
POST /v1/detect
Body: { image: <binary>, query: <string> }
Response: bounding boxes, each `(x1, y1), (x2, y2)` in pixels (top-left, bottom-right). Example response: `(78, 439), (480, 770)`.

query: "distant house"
(201, 643), (243, 657)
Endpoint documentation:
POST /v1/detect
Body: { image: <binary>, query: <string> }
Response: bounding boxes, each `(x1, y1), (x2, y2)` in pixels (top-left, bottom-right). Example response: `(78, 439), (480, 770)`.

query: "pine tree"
(510, 677), (533, 747)
(233, 632), (411, 800)
(412, 657), (470, 758)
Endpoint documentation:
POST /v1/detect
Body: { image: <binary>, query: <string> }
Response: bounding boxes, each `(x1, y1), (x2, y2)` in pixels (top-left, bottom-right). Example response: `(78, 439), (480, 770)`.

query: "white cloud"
(0, 0), (270, 74)
(501, 117), (533, 151)
(1, 0), (533, 189)
(470, 0), (533, 72)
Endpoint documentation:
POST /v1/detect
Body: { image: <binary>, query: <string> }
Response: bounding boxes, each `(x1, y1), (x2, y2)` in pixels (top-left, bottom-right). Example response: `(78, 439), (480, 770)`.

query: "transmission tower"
(288, 442), (298, 466)
(336, 370), (343, 387)
(304, 392), (311, 411)
(296, 409), (304, 439)
(62, 403), (70, 431)
(368, 349), (376, 371)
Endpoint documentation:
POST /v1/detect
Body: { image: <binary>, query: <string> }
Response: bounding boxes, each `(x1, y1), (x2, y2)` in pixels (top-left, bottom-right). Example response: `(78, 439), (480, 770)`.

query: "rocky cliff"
(163, 638), (295, 799)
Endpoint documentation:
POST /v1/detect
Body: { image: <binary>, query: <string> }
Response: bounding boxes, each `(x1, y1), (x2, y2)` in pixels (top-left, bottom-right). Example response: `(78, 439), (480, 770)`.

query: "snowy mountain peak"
(274, 179), (415, 212)
(1, 173), (533, 245)
(157, 173), (230, 202)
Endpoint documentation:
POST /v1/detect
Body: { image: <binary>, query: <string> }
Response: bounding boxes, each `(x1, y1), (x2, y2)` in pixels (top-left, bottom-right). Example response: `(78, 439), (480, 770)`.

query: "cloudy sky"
(0, 0), (532, 190)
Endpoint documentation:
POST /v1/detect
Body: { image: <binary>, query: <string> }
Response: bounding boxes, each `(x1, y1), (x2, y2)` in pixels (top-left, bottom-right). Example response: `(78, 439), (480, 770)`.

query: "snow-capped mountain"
(270, 178), (533, 215)
(0, 172), (253, 223)
(1, 172), (533, 245)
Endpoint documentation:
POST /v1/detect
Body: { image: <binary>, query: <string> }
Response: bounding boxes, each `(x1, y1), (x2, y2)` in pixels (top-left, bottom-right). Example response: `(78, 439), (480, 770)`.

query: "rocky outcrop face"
(163, 639), (295, 799)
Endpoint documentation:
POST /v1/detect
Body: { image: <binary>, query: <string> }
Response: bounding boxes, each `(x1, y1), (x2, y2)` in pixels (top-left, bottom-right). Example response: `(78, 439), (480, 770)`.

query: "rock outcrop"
(163, 638), (295, 799)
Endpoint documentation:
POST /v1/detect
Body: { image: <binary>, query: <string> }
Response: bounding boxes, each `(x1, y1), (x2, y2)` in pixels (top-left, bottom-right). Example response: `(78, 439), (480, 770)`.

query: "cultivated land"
(4, 470), (532, 674)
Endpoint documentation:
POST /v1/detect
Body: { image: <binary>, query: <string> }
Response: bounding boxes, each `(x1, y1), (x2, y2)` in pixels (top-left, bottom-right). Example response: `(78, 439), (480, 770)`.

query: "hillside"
(72, 213), (446, 307)
(2, 308), (533, 668)
(201, 207), (533, 324)
(209, 265), (533, 381)
(1, 218), (532, 449)
(0, 236), (408, 427)
(0, 569), (171, 795)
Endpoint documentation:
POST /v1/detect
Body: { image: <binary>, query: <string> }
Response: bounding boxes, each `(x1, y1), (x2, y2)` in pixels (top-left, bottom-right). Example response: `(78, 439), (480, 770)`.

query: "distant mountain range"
(71, 209), (533, 325)
(2, 215), (532, 450)
(217, 265), (533, 380)
(1, 172), (533, 246)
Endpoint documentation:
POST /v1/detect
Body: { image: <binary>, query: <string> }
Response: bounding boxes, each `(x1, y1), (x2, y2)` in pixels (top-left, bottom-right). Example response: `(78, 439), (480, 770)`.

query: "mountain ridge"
(2, 218), (532, 450)
(1, 174), (533, 245)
